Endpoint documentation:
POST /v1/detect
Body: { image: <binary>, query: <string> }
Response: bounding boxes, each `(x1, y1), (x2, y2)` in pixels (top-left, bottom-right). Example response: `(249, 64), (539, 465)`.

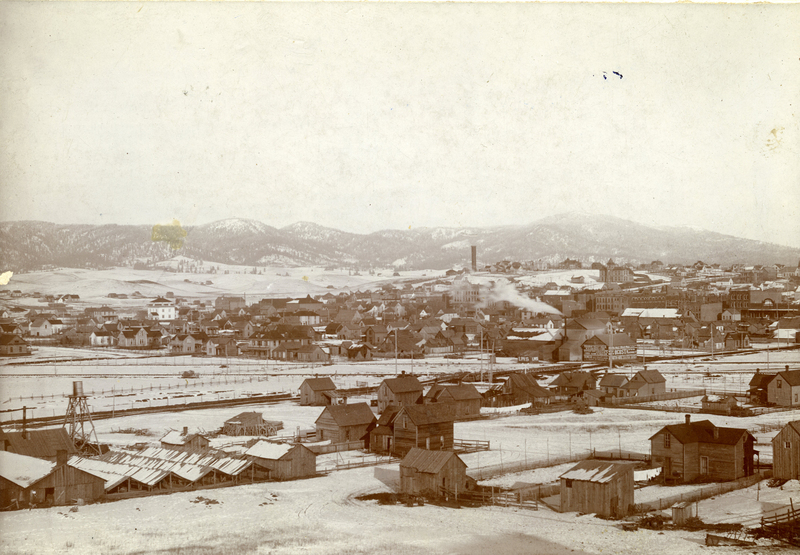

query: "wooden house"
(222, 412), (281, 436)
(0, 450), (105, 509)
(390, 404), (455, 457)
(377, 374), (423, 413)
(160, 428), (210, 453)
(766, 367), (800, 408)
(621, 369), (666, 398)
(701, 394), (740, 415)
(399, 448), (471, 498)
(559, 460), (635, 518)
(748, 370), (774, 404)
(423, 383), (482, 419)
(315, 402), (376, 447)
(0, 334), (30, 356)
(649, 416), (755, 484)
(299, 377), (338, 406)
(550, 371), (596, 397)
(497, 373), (553, 406)
(598, 373), (628, 398)
(771, 421), (800, 480)
(245, 441), (316, 481)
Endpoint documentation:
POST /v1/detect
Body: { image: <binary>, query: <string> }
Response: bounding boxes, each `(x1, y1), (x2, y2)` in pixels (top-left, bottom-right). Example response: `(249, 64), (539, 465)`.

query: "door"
(700, 456), (709, 475)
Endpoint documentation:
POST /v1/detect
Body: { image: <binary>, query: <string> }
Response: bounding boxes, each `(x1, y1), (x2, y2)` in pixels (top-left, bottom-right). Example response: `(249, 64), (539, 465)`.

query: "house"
(771, 421), (800, 481)
(0, 428), (77, 462)
(559, 460), (635, 518)
(90, 330), (115, 347)
(28, 318), (54, 337)
(621, 369), (666, 398)
(160, 427), (210, 453)
(389, 404), (455, 457)
(245, 441), (316, 481)
(315, 402), (376, 447)
(117, 328), (148, 349)
(148, 297), (177, 321)
(222, 412), (281, 436)
(598, 373), (628, 398)
(299, 377), (338, 406)
(0, 450), (105, 509)
(766, 367), (800, 407)
(0, 334), (30, 356)
(550, 372), (596, 397)
(423, 383), (482, 420)
(205, 336), (239, 357)
(377, 374), (423, 413)
(399, 448), (472, 498)
(496, 373), (554, 406)
(701, 394), (740, 415)
(649, 416), (755, 483)
(748, 370), (774, 404)
(271, 344), (330, 362)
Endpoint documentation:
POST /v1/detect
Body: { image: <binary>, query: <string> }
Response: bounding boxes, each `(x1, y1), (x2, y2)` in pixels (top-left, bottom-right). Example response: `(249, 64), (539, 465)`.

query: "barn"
(315, 402), (376, 447)
(399, 448), (471, 498)
(0, 450), (105, 509)
(559, 460), (635, 518)
(222, 412), (282, 436)
(771, 420), (800, 480)
(299, 377), (338, 406)
(245, 441), (317, 481)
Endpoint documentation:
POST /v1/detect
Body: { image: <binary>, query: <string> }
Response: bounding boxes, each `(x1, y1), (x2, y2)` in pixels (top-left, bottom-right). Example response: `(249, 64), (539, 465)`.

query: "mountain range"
(1, 213), (798, 271)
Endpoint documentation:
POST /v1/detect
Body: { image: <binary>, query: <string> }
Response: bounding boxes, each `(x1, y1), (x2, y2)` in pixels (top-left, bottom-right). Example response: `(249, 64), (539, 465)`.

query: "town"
(1, 251), (799, 553)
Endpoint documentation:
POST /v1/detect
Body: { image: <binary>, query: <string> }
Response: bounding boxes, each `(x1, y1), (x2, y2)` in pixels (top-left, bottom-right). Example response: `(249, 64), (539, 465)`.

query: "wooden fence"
(453, 439), (491, 453)
(467, 450), (593, 481)
(605, 389), (706, 405)
(633, 471), (770, 513)
(760, 502), (799, 529)
(307, 440), (365, 454)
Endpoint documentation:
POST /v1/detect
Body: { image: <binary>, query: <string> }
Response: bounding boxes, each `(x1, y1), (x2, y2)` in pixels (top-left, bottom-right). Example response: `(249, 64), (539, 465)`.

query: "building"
(550, 371), (596, 397)
(621, 369), (666, 397)
(160, 428), (210, 453)
(314, 402), (376, 447)
(148, 297), (177, 321)
(0, 428), (78, 462)
(245, 441), (316, 481)
(390, 404), (455, 457)
(766, 367), (800, 408)
(377, 374), (423, 413)
(559, 460), (635, 518)
(399, 448), (471, 498)
(598, 373), (629, 398)
(649, 416), (755, 483)
(299, 377), (338, 406)
(491, 373), (554, 407)
(701, 394), (740, 415)
(581, 334), (637, 363)
(0, 450), (105, 509)
(423, 383), (482, 420)
(771, 421), (800, 481)
(222, 413), (281, 437)
(0, 334), (30, 356)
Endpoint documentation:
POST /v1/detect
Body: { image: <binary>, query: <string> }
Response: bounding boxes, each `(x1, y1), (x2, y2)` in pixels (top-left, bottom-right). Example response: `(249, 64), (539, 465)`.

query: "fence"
(308, 440), (365, 455)
(453, 439), (491, 453)
(467, 450), (593, 481)
(633, 471), (771, 513)
(606, 389), (706, 406)
(761, 502), (799, 529)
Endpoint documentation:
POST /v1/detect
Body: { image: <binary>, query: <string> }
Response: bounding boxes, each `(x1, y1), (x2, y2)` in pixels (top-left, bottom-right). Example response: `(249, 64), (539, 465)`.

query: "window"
(785, 441), (791, 449)
(778, 380), (782, 389)
(664, 434), (671, 448)
(565, 479), (573, 488)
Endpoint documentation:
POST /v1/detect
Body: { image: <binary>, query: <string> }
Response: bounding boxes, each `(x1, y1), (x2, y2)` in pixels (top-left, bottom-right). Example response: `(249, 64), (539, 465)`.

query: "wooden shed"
(299, 377), (338, 406)
(160, 428), (210, 453)
(245, 441), (317, 481)
(701, 394), (740, 415)
(391, 404), (454, 457)
(315, 402), (376, 447)
(223, 412), (282, 436)
(0, 428), (77, 462)
(771, 420), (800, 480)
(0, 450), (105, 509)
(399, 448), (470, 498)
(377, 374), (423, 413)
(559, 460), (635, 518)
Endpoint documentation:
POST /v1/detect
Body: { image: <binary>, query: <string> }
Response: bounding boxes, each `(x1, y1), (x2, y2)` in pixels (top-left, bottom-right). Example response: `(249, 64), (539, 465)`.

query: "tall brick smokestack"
(471, 245), (477, 272)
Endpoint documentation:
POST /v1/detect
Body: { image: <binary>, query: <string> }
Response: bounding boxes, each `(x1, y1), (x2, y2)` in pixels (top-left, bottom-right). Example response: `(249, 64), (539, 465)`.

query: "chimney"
(56, 449), (67, 467)
(471, 246), (477, 272)
(182, 426), (188, 436)
(685, 414), (691, 424)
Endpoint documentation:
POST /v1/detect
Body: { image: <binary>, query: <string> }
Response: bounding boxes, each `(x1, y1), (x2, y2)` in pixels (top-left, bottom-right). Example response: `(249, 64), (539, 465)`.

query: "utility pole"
(394, 329), (399, 375)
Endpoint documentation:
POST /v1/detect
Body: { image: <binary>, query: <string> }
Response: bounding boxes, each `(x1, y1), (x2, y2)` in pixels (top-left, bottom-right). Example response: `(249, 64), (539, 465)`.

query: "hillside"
(1, 214), (798, 271)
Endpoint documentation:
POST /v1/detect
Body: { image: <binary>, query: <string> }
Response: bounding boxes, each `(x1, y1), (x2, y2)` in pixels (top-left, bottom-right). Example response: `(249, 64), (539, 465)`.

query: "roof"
(397, 404), (455, 426)
(749, 372), (776, 388)
(424, 383), (482, 402)
(382, 376), (423, 394)
(649, 420), (752, 446)
(160, 430), (208, 446)
(598, 374), (628, 388)
(773, 421), (800, 442)
(317, 402), (376, 427)
(629, 370), (666, 384)
(585, 333), (636, 347)
(302, 377), (336, 391)
(224, 412), (265, 426)
(245, 441), (295, 460)
(776, 370), (800, 387)
(400, 448), (464, 474)
(1, 428), (77, 460)
(507, 373), (554, 398)
(0, 451), (56, 488)
(560, 460), (634, 483)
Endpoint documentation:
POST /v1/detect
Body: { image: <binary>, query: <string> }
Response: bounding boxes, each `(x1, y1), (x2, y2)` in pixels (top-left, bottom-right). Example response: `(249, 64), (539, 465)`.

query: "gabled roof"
(302, 377), (336, 391)
(749, 372), (776, 388)
(224, 412), (265, 426)
(382, 375), (423, 394)
(397, 404), (454, 426)
(628, 370), (666, 384)
(400, 448), (464, 474)
(0, 450), (56, 488)
(551, 372), (596, 389)
(649, 420), (752, 446)
(507, 373), (553, 398)
(598, 374), (628, 388)
(424, 383), (482, 402)
(160, 430), (208, 446)
(773, 421), (800, 442)
(245, 441), (295, 461)
(560, 460), (634, 483)
(317, 402), (376, 427)
(776, 370), (800, 387)
(1, 428), (77, 460)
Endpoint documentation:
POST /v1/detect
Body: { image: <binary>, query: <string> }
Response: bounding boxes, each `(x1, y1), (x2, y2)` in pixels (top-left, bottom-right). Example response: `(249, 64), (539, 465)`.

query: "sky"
(1, 3), (798, 247)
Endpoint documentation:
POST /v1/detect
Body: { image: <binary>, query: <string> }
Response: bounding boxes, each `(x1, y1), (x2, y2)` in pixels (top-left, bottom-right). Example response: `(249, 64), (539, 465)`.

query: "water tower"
(63, 381), (100, 454)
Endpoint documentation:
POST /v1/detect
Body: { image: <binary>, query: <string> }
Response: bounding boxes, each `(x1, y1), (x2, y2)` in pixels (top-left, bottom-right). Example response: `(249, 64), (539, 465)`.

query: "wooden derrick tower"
(63, 380), (100, 454)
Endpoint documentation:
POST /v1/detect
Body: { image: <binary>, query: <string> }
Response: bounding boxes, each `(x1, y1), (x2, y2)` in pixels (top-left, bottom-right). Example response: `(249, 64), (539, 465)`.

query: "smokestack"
(685, 414), (691, 424)
(183, 426), (188, 435)
(471, 246), (477, 272)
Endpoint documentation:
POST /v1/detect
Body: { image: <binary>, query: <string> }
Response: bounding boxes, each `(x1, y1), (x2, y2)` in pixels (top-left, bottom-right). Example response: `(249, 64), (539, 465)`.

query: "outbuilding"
(245, 441), (317, 481)
(399, 448), (471, 498)
(223, 412), (282, 437)
(299, 377), (338, 406)
(771, 420), (800, 480)
(315, 402), (376, 447)
(160, 428), (210, 453)
(559, 460), (635, 518)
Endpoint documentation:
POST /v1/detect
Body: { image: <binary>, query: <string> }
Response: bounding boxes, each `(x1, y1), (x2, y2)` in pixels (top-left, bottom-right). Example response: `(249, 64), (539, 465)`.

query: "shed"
(245, 441), (317, 481)
(0, 428), (77, 462)
(222, 412), (282, 437)
(559, 460), (635, 518)
(299, 377), (337, 406)
(160, 428), (210, 453)
(771, 420), (800, 480)
(315, 402), (376, 447)
(377, 374), (423, 413)
(399, 448), (471, 498)
(701, 394), (739, 415)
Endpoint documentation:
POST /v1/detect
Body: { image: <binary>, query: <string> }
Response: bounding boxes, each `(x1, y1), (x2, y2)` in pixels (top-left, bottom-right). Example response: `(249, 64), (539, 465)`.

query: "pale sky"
(1, 3), (798, 246)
